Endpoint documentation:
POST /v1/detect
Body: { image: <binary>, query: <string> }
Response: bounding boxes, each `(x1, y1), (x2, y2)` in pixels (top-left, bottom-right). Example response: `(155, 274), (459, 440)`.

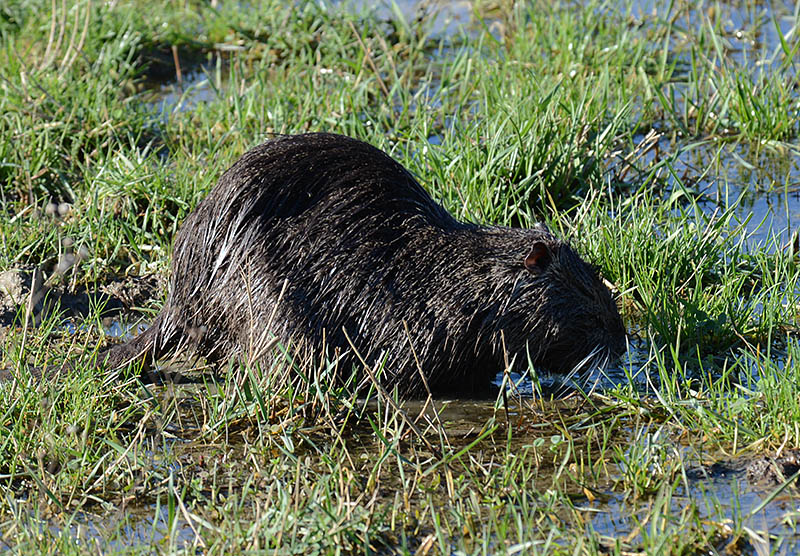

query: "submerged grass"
(0, 0), (799, 553)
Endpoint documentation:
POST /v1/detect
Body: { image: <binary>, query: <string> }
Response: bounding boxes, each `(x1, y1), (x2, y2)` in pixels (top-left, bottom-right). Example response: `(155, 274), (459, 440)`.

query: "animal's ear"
(524, 241), (552, 274)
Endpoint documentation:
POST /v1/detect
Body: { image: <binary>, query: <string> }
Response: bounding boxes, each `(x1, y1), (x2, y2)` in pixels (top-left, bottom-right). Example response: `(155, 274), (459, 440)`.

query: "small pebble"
(45, 202), (58, 217)
(57, 202), (72, 217)
(56, 253), (76, 275)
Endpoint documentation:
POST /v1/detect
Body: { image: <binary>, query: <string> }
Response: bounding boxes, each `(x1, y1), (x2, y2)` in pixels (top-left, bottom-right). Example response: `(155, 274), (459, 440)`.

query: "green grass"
(1, 0), (799, 553)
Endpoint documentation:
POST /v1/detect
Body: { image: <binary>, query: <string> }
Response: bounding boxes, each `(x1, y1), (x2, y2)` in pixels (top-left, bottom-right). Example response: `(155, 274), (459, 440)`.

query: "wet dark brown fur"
(101, 133), (626, 395)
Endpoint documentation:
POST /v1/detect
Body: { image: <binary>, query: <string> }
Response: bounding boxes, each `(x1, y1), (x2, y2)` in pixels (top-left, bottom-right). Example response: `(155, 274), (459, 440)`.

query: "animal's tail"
(0, 313), (179, 386)
(99, 312), (177, 376)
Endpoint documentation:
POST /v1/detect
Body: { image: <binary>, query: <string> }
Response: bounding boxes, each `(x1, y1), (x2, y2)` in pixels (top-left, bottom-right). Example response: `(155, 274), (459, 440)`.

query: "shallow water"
(53, 504), (200, 552)
(25, 392), (797, 553)
(621, 132), (800, 248)
(606, 0), (800, 246)
(144, 60), (223, 117)
(345, 0), (480, 39)
(612, 0), (798, 71)
(590, 456), (800, 552)
(65, 318), (148, 340)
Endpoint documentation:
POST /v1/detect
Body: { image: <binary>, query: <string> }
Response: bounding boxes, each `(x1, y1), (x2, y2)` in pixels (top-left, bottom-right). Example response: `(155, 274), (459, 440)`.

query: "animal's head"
(502, 226), (626, 374)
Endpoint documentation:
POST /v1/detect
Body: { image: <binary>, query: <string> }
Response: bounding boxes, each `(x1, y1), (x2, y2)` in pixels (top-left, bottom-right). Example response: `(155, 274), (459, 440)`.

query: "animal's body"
(101, 133), (626, 395)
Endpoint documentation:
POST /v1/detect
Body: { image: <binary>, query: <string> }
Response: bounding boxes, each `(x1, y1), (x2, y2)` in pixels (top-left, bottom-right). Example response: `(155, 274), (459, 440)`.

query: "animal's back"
(155, 134), (484, 392)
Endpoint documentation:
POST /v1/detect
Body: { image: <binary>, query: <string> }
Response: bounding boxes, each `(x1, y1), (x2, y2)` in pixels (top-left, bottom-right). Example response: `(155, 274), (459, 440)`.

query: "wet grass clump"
(1, 0), (799, 553)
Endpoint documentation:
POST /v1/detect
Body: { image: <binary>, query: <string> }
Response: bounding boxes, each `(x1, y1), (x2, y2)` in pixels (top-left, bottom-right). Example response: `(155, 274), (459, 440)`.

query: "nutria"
(99, 134), (624, 394)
